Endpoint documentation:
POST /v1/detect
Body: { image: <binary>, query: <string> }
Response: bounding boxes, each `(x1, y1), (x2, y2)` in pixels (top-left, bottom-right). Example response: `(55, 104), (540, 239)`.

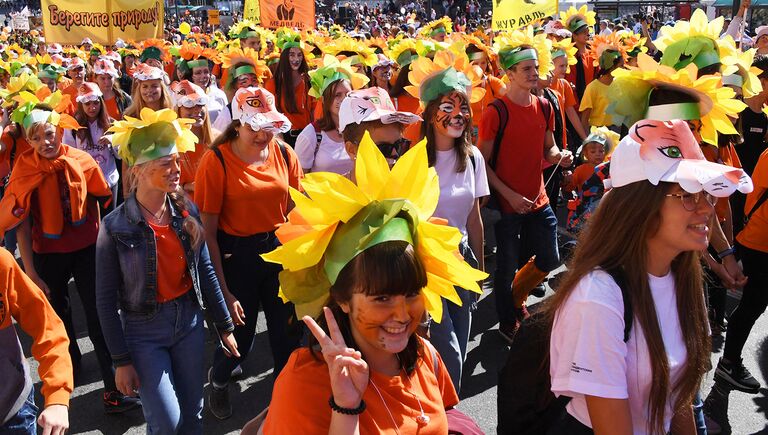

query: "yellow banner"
(259, 0), (315, 30)
(492, 0), (558, 31)
(42, 0), (163, 45)
(244, 0), (260, 23)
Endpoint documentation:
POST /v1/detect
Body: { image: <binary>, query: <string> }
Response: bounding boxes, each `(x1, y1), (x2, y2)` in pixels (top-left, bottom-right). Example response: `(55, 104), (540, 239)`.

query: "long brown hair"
(543, 181), (710, 435)
(421, 91), (473, 173)
(124, 79), (173, 118)
(274, 48), (309, 114)
(309, 241), (428, 375)
(73, 98), (113, 148)
(315, 78), (346, 132)
(175, 105), (214, 145)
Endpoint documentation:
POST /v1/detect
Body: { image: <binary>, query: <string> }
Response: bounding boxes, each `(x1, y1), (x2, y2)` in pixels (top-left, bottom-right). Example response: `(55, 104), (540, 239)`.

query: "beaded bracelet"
(329, 396), (366, 415)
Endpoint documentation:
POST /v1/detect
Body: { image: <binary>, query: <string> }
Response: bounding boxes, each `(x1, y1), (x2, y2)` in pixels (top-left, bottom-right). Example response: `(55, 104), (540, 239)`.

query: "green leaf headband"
(140, 46), (162, 63)
(430, 26), (447, 37)
(37, 64), (66, 80)
(660, 36), (721, 71)
(419, 68), (471, 104)
(598, 49), (622, 70)
(309, 68), (346, 99)
(396, 49), (418, 67)
(323, 199), (417, 286)
(567, 18), (588, 33)
(552, 49), (567, 59)
(499, 47), (538, 70)
(645, 102), (701, 121)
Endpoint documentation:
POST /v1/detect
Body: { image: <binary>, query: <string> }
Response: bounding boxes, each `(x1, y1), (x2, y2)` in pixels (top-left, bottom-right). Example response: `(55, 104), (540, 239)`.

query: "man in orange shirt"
(0, 248), (72, 434)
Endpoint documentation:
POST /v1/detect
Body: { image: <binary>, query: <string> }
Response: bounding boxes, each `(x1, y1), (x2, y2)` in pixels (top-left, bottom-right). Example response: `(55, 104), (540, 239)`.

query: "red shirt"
(479, 95), (554, 213)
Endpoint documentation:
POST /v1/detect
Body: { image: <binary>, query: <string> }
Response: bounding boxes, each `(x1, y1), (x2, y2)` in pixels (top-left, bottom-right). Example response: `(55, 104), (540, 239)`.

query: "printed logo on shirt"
(570, 362), (593, 374)
(749, 127), (764, 133)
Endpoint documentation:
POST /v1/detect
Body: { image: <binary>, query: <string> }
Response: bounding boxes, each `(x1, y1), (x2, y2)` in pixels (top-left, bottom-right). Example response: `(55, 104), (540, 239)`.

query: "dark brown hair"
(421, 91), (473, 173)
(342, 120), (405, 148)
(315, 78), (346, 132)
(544, 181), (710, 435)
(274, 47), (310, 114)
(73, 98), (113, 148)
(309, 241), (428, 375)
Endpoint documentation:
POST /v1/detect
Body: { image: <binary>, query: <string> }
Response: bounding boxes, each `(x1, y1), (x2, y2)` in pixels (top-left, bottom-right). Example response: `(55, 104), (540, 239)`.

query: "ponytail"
(169, 188), (204, 249)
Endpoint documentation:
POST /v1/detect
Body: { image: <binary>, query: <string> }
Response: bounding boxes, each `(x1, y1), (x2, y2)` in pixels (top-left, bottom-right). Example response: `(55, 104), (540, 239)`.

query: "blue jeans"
(122, 294), (204, 435)
(493, 205), (560, 325)
(1, 389), (37, 434)
(430, 242), (477, 393)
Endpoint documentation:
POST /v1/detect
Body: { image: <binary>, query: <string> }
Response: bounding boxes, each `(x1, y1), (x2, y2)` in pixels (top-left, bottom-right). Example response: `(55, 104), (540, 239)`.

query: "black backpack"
(497, 268), (633, 435)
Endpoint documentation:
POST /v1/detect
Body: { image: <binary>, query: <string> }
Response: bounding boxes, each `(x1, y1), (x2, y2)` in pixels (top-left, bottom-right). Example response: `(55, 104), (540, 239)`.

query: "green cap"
(419, 68), (471, 104)
(499, 47), (538, 70)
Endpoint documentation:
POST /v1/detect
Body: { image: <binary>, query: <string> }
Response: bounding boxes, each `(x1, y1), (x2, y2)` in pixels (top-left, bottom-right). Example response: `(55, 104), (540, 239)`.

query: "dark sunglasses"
(376, 138), (411, 160)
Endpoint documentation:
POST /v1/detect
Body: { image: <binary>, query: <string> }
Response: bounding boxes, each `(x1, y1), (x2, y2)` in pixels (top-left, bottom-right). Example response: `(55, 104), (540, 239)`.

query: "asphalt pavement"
(16, 209), (768, 434)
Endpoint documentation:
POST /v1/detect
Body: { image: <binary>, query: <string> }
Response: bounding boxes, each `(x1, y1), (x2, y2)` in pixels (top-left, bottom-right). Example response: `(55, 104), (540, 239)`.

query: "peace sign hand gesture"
(303, 307), (370, 409)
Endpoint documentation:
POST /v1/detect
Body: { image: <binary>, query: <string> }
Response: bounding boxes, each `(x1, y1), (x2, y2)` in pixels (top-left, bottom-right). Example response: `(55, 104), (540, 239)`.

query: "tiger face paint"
(434, 91), (470, 139)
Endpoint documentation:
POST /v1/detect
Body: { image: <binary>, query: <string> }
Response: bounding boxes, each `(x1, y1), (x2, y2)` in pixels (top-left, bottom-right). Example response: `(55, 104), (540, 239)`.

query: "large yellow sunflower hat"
(654, 9), (734, 72)
(559, 5), (596, 34)
(587, 32), (627, 70)
(220, 47), (271, 91)
(551, 37), (578, 72)
(261, 133), (488, 321)
(721, 47), (763, 98)
(308, 54), (370, 99)
(493, 26), (553, 79)
(389, 38), (420, 68)
(323, 37), (378, 68)
(405, 49), (486, 108)
(108, 108), (198, 167)
(419, 17), (453, 40)
(608, 53), (746, 145)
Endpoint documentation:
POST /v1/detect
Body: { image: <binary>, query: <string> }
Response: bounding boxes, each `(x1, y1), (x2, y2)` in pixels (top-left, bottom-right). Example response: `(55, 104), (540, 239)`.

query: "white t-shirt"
(432, 146), (490, 238)
(549, 270), (687, 435)
(294, 123), (353, 175)
(63, 122), (119, 187)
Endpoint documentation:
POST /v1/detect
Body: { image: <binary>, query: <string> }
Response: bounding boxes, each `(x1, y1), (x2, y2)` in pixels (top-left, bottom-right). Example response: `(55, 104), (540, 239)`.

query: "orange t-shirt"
(0, 127), (30, 183)
(263, 339), (459, 435)
(566, 162), (597, 192)
(737, 148), (768, 253)
(61, 84), (80, 115)
(392, 93), (423, 145)
(104, 96), (121, 120)
(148, 221), (192, 302)
(194, 140), (303, 236)
(180, 143), (209, 186)
(471, 75), (506, 135)
(264, 78), (314, 131)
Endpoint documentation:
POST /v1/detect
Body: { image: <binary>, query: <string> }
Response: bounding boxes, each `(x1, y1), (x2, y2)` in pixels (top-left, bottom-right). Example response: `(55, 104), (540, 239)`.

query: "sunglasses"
(375, 138), (411, 160)
(665, 192), (716, 211)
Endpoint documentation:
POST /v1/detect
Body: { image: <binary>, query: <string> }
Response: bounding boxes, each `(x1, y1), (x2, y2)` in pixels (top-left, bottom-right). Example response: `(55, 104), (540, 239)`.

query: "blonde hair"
(125, 79), (173, 118)
(129, 160), (204, 249)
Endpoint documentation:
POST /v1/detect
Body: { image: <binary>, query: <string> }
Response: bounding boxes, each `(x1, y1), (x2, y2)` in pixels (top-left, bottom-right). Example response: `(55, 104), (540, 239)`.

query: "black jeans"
(33, 244), (116, 391)
(723, 244), (768, 362)
(210, 232), (301, 384)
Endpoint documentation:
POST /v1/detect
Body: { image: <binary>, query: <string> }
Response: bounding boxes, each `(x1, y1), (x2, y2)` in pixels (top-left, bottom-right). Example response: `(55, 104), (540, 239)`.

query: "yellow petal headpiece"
(587, 32), (627, 70)
(608, 53), (746, 145)
(323, 37), (378, 67)
(10, 87), (81, 131)
(654, 9), (734, 72)
(559, 6), (596, 34)
(493, 27), (553, 79)
(107, 108), (198, 167)
(551, 37), (578, 72)
(419, 17), (453, 39)
(308, 54), (370, 99)
(721, 46), (764, 98)
(261, 132), (488, 322)
(406, 49), (486, 107)
(220, 47), (271, 91)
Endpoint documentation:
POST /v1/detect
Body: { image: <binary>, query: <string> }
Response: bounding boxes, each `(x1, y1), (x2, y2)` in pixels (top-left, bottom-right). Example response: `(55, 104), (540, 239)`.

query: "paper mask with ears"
(231, 87), (291, 134)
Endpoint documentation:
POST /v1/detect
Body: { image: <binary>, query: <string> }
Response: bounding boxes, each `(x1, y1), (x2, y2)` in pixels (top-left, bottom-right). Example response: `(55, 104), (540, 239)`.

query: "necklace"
(137, 199), (167, 224)
(369, 373), (430, 435)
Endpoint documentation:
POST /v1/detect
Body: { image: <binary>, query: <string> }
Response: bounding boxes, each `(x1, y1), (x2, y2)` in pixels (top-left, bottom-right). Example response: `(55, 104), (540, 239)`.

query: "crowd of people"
(0, 1), (766, 434)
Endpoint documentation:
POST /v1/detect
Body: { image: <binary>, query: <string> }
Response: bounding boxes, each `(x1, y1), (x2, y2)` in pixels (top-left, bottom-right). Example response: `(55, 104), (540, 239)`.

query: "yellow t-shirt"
(579, 79), (614, 128)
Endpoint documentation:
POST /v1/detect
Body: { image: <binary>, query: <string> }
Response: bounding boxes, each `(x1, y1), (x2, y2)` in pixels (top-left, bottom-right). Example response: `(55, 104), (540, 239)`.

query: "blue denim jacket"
(95, 195), (234, 366)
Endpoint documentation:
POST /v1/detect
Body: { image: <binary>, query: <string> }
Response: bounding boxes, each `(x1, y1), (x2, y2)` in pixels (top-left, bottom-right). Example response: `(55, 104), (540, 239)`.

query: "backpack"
(497, 268), (633, 435)
(486, 95), (551, 210)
